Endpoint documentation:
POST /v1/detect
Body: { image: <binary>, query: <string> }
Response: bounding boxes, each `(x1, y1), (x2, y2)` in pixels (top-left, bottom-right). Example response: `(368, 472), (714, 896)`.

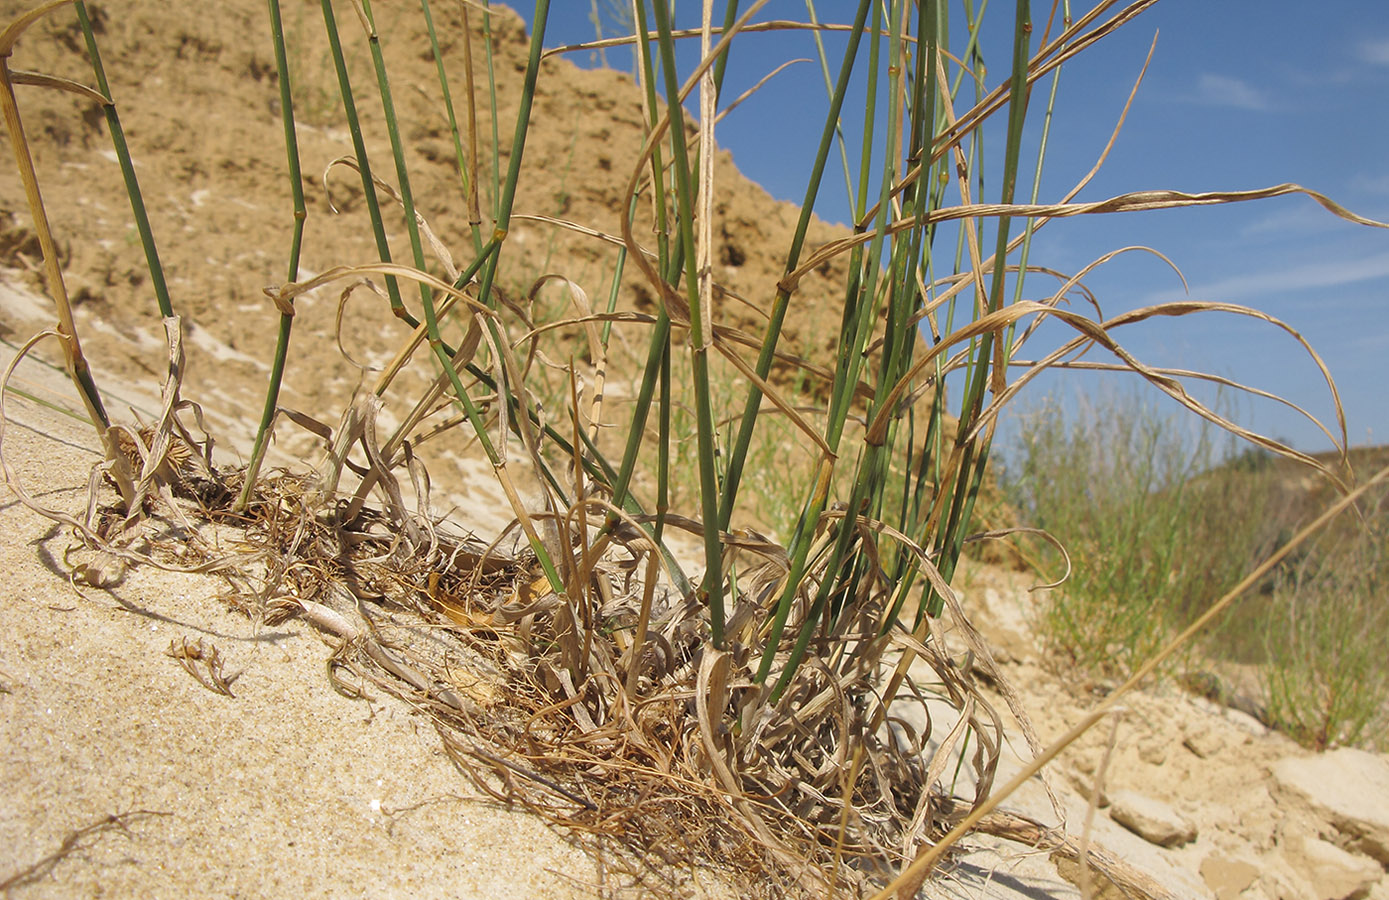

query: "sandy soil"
(0, 344), (614, 900)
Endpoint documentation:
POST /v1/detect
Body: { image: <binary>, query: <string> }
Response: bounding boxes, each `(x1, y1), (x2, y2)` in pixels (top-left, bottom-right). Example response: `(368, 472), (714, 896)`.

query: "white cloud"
(1143, 253), (1389, 305)
(1239, 206), (1340, 239)
(1355, 37), (1389, 66)
(1285, 65), (1356, 87)
(1351, 173), (1389, 195)
(1190, 74), (1271, 111)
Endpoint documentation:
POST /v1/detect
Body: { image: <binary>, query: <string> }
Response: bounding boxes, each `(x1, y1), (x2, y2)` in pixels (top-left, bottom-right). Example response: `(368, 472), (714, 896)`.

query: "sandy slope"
(0, 336), (611, 900)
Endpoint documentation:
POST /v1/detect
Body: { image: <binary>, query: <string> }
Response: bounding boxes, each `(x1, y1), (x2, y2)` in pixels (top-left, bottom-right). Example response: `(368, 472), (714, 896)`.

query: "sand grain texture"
(0, 351), (603, 900)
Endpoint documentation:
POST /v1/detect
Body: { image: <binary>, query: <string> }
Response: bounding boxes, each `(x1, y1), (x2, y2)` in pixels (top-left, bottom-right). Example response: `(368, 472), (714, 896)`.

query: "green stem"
(319, 0), (404, 312)
(359, 0), (433, 316)
(418, 0), (483, 256)
(717, 0), (873, 532)
(649, 0), (725, 647)
(74, 2), (172, 319)
(236, 0), (307, 512)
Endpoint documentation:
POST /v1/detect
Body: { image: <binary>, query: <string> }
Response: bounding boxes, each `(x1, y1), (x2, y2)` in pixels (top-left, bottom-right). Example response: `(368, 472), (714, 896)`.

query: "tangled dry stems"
(224, 453), (1008, 896)
(1, 383), (1026, 897)
(0, 313), (1223, 900)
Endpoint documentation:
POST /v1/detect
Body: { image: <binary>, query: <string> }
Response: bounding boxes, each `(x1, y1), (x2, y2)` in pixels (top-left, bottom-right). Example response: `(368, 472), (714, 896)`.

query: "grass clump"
(1004, 391), (1264, 675)
(1260, 493), (1389, 751)
(1006, 392), (1389, 750)
(4, 0), (1389, 895)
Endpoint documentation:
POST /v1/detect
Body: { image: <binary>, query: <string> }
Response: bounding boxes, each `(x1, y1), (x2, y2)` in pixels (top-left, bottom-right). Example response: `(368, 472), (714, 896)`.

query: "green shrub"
(1004, 391), (1265, 675)
(1261, 509), (1389, 750)
(1008, 392), (1389, 750)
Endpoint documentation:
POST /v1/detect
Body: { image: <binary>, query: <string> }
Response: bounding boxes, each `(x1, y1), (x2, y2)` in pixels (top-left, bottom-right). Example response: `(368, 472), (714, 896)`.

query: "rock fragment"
(1273, 749), (1389, 865)
(1109, 789), (1198, 848)
(1184, 720), (1226, 759)
(1199, 854), (1259, 900)
(1283, 835), (1382, 900)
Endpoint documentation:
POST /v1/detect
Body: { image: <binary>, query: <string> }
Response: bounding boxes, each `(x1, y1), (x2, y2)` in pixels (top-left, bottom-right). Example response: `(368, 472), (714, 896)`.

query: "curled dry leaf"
(165, 636), (236, 697)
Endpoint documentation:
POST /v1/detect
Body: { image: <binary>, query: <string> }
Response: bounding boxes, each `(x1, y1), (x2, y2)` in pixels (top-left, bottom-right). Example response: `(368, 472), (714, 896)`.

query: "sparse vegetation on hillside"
(1006, 394), (1389, 750)
(1004, 392), (1262, 673)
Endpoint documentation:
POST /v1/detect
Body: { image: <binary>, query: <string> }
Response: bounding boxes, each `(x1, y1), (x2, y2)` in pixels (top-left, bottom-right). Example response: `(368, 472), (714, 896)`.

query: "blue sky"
(516, 2), (1388, 455)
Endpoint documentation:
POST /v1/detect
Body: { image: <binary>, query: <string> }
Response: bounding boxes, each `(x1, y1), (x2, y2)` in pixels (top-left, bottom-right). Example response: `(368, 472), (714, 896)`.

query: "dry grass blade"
(1, 332), (103, 536)
(695, 650), (829, 894)
(165, 637), (237, 697)
(0, 18), (130, 498)
(539, 19), (920, 63)
(7, 68), (107, 103)
(617, 0), (773, 322)
(965, 301), (1351, 488)
(267, 262), (492, 320)
(0, 0), (75, 55)
(0, 810), (171, 893)
(965, 527), (1072, 591)
(970, 810), (1185, 900)
(1011, 358), (1346, 451)
(713, 58), (809, 125)
(695, 1), (717, 354)
(321, 154), (460, 281)
(0, 329), (237, 582)
(790, 184), (1389, 292)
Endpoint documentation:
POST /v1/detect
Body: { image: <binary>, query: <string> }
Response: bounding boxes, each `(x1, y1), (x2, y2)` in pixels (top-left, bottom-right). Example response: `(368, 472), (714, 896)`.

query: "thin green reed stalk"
(947, 1), (987, 280)
(604, 0), (750, 624)
(860, 0), (946, 606)
(770, 0), (916, 699)
(924, 0), (1031, 617)
(751, 0), (884, 687)
(756, 0), (895, 693)
(236, 0), (308, 512)
(418, 0), (484, 256)
(456, 4), (484, 243)
(482, 8), (502, 226)
(710, 0), (742, 89)
(876, 3), (937, 431)
(319, 0), (404, 314)
(717, 0), (873, 533)
(73, 2), (172, 320)
(602, 0), (672, 534)
(358, 0), (433, 316)
(0, 31), (107, 432)
(608, 0), (744, 533)
(1007, 0), (1066, 316)
(890, 3), (971, 601)
(867, 1), (939, 556)
(598, 193), (640, 346)
(883, 1), (958, 599)
(606, 0), (729, 527)
(311, 0), (563, 586)
(407, 0), (566, 593)
(648, 0), (725, 647)
(803, 0), (857, 209)
(0, 3), (140, 505)
(474, 0), (545, 307)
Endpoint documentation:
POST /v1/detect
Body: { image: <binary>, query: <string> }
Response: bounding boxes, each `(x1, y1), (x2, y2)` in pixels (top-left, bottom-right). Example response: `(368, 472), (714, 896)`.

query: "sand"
(0, 342), (605, 900)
